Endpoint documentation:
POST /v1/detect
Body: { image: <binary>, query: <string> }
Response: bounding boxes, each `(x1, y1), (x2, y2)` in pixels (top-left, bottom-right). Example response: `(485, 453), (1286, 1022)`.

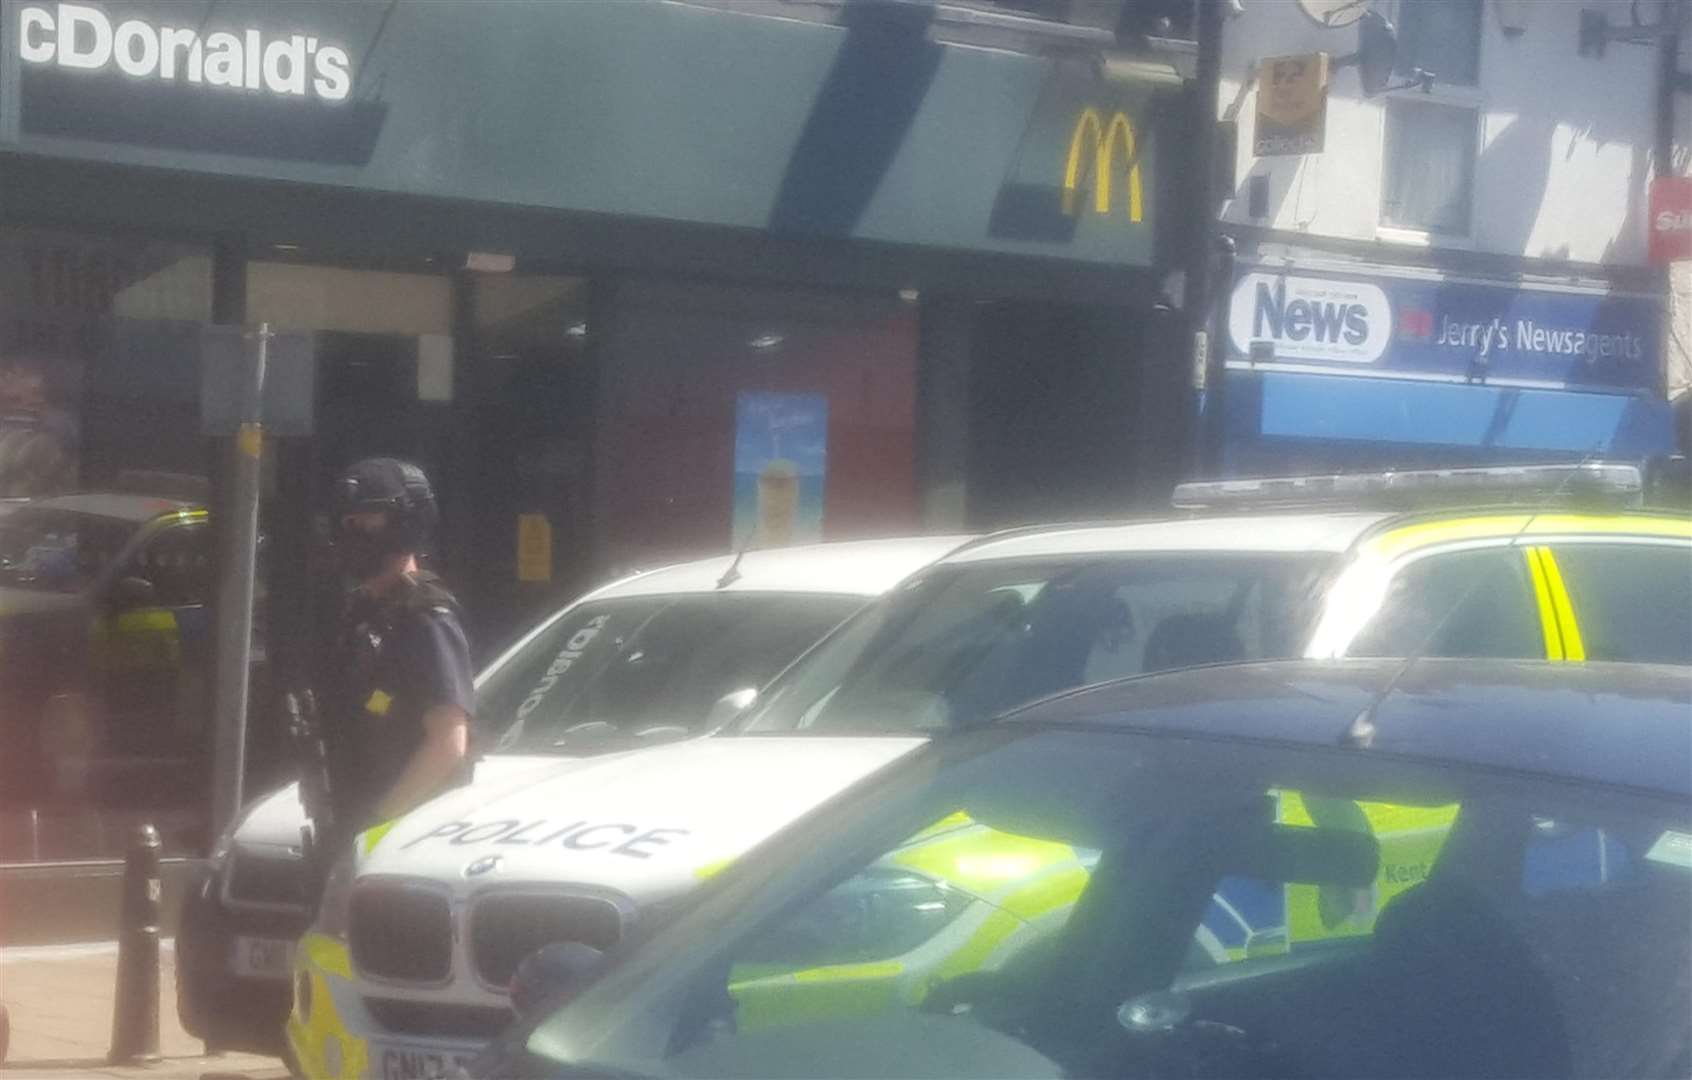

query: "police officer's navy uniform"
(326, 570), (475, 836)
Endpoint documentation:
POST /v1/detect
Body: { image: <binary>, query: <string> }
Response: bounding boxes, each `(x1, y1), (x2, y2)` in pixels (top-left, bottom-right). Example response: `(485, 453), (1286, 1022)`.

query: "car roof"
(14, 493), (201, 524)
(942, 513), (1395, 563)
(939, 507), (1689, 565)
(1011, 659), (1692, 799)
(585, 534), (977, 601)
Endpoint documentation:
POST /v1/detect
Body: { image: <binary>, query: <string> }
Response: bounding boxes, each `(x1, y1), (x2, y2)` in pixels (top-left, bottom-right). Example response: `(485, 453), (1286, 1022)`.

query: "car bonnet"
(356, 736), (926, 897)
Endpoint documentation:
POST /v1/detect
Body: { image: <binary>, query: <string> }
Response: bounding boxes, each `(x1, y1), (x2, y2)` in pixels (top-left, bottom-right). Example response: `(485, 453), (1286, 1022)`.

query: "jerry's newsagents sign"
(12, 0), (383, 164)
(1228, 265), (1659, 392)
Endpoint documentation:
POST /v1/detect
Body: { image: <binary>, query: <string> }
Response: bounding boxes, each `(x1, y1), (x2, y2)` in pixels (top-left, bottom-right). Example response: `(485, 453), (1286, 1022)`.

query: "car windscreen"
(737, 553), (1335, 735)
(0, 507), (137, 594)
(479, 592), (864, 753)
(523, 727), (1692, 1080)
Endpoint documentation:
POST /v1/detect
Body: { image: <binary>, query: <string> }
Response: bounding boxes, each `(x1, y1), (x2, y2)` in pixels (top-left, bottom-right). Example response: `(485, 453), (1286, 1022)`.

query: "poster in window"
(733, 392), (827, 550)
(0, 351), (81, 499)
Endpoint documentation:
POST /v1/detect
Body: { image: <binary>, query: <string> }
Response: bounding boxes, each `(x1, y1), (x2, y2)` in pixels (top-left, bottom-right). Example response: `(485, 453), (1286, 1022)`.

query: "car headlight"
(740, 869), (973, 970)
(314, 851), (357, 941)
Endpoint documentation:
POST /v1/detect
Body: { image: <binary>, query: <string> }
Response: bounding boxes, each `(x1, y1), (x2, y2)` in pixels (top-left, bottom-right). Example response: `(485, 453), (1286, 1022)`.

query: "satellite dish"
(1298, 0), (1367, 28)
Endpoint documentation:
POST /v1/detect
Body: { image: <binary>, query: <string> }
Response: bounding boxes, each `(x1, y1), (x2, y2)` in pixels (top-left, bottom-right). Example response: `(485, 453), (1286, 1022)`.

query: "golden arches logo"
(1062, 108), (1143, 223)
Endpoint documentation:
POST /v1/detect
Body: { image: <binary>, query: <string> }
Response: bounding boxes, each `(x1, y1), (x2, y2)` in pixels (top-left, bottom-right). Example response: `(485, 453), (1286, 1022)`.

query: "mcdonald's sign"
(1062, 107), (1143, 223)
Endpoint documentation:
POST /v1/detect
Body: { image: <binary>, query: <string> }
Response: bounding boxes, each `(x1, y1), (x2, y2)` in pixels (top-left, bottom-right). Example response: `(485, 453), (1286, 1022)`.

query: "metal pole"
(1185, 0), (1227, 479)
(1656, 0), (1682, 182)
(1656, 0), (1683, 404)
(210, 324), (269, 841)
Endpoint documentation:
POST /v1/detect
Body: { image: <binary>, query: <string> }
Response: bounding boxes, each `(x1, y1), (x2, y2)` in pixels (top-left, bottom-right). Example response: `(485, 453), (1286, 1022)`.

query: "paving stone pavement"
(0, 942), (287, 1079)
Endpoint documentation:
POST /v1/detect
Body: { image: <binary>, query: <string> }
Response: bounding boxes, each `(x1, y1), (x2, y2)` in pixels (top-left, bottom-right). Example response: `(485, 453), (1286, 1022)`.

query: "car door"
(93, 519), (213, 757)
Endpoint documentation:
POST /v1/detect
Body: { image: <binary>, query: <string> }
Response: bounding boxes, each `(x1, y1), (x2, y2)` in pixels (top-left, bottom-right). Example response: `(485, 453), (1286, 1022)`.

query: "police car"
(285, 463), (1690, 1079)
(176, 534), (969, 1056)
(0, 491), (224, 813)
(474, 659), (1692, 1080)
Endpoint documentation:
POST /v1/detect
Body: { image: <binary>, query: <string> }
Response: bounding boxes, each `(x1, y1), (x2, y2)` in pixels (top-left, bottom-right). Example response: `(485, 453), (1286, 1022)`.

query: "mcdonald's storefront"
(0, 0), (1192, 661)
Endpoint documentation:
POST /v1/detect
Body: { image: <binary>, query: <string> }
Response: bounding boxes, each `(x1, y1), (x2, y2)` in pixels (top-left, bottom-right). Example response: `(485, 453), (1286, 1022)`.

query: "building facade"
(0, 0), (1208, 849)
(0, 0), (1207, 624)
(1212, 0), (1683, 472)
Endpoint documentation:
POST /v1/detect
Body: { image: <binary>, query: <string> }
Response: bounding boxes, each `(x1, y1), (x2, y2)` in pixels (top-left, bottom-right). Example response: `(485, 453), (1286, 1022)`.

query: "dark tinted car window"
(129, 523), (211, 607)
(1552, 543), (1692, 665)
(0, 508), (137, 594)
(1349, 547), (1542, 659)
(743, 555), (1334, 734)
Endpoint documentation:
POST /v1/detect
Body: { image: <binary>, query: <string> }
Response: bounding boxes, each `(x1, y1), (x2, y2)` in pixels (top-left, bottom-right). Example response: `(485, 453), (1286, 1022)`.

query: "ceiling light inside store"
(749, 333), (785, 350)
(898, 289), (920, 303)
(565, 321), (588, 339)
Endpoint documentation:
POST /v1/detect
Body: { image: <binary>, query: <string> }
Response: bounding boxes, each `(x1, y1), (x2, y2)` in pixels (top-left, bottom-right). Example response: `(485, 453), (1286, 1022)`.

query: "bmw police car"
(286, 463), (1690, 1079)
(176, 534), (969, 1056)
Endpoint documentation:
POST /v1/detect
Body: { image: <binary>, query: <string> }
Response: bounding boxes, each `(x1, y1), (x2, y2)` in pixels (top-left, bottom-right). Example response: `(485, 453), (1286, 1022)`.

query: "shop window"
(1382, 100), (1477, 236)
(469, 273), (594, 640)
(596, 280), (919, 570)
(1397, 0), (1482, 87)
(246, 256), (455, 565)
(0, 227), (211, 499)
(0, 227), (212, 862)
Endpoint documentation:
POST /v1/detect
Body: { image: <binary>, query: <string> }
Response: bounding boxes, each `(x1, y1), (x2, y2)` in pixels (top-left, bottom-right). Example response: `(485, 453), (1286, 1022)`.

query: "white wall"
(1219, 0), (1668, 267)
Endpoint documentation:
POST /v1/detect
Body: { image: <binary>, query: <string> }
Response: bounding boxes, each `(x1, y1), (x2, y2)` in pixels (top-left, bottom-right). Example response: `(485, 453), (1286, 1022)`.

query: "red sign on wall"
(1649, 176), (1692, 265)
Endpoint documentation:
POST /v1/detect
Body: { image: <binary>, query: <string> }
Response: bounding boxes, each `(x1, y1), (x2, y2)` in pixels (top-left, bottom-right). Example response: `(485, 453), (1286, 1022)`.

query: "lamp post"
(1186, 0), (1228, 478)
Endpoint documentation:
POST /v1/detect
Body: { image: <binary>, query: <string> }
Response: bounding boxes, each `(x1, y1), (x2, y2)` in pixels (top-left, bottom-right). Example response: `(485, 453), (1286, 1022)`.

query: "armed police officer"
(318, 457), (475, 860)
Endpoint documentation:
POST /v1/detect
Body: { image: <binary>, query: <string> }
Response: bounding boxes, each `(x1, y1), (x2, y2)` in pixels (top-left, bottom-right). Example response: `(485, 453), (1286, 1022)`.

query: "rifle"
(285, 689), (336, 885)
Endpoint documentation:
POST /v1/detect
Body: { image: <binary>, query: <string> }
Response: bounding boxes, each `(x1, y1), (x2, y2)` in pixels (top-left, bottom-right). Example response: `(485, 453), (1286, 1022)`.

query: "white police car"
(287, 463), (1691, 1079)
(174, 534), (971, 1057)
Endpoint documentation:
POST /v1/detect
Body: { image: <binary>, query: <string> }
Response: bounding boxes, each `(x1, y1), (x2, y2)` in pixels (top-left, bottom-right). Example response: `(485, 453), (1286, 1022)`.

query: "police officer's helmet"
(335, 457), (439, 550)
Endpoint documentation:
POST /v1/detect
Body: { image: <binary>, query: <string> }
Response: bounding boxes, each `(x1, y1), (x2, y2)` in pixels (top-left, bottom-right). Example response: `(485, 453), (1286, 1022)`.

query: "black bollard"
(108, 823), (162, 1065)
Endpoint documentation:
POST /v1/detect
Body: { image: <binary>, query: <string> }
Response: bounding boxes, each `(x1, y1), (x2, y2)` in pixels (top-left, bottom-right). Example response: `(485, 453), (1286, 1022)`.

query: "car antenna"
(717, 538), (752, 590)
(1340, 451), (1606, 749)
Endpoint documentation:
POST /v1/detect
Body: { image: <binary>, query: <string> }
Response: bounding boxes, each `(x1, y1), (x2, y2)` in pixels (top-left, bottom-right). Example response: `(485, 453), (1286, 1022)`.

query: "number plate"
(229, 936), (295, 979)
(377, 1042), (481, 1080)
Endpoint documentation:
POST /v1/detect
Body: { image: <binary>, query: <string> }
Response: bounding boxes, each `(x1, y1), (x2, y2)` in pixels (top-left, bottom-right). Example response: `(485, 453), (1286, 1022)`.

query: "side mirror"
(108, 576), (157, 610)
(705, 687), (759, 729)
(509, 942), (606, 1016)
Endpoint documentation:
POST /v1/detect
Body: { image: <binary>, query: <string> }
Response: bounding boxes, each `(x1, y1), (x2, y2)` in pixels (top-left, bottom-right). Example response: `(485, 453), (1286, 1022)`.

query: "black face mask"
(334, 527), (400, 584)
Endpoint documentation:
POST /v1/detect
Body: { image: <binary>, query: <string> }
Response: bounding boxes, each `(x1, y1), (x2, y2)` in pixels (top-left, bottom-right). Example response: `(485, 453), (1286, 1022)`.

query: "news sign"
(1649, 176), (1692, 265)
(1228, 265), (1660, 392)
